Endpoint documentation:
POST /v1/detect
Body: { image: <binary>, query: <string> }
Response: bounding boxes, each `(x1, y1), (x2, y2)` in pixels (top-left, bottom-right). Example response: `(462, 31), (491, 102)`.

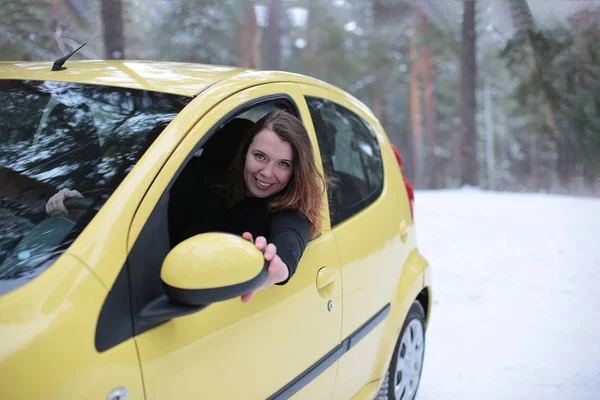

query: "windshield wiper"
(51, 43), (87, 72)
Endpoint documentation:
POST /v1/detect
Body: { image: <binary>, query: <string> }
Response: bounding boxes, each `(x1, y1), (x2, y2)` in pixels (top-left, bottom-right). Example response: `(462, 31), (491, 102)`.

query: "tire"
(376, 301), (426, 400)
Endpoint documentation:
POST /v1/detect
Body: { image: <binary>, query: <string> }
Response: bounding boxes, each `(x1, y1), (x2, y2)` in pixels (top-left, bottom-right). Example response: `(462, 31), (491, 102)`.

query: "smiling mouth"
(255, 177), (274, 188)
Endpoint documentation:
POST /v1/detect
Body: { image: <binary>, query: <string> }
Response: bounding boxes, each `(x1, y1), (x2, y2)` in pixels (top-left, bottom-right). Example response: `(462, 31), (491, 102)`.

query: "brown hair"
(227, 109), (327, 238)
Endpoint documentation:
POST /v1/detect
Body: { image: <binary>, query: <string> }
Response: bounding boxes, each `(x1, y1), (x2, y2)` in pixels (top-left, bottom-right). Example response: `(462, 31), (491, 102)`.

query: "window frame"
(131, 93), (301, 333)
(96, 89), (307, 351)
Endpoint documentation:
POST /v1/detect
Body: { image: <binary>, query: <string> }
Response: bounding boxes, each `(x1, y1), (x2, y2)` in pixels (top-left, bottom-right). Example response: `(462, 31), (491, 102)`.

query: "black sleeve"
(269, 210), (310, 285)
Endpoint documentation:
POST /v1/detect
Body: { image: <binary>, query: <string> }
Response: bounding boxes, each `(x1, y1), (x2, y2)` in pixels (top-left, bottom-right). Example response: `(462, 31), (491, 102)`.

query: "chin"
(251, 190), (270, 198)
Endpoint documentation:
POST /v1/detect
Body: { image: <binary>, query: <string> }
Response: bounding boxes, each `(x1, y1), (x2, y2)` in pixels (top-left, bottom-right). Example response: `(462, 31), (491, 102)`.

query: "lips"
(255, 177), (274, 189)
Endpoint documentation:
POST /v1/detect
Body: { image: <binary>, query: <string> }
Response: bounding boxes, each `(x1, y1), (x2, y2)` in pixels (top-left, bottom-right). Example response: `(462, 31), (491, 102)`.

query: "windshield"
(0, 80), (190, 295)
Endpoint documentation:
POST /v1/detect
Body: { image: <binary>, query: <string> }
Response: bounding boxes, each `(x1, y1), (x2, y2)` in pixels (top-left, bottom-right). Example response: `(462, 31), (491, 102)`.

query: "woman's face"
(244, 128), (294, 198)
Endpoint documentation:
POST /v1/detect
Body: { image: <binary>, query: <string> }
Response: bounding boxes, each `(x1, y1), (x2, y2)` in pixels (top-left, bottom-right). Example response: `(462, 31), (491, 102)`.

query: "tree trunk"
(307, 1), (319, 77)
(101, 0), (125, 59)
(453, 127), (463, 183)
(509, 0), (558, 133)
(240, 2), (261, 68)
(266, 0), (282, 70)
(409, 31), (424, 188)
(371, 0), (384, 121)
(557, 136), (574, 186)
(460, 0), (478, 186)
(50, 0), (63, 56)
(420, 12), (438, 189)
(483, 78), (495, 190)
(508, 0), (564, 183)
(529, 132), (538, 190)
(372, 68), (383, 121)
(187, 1), (202, 62)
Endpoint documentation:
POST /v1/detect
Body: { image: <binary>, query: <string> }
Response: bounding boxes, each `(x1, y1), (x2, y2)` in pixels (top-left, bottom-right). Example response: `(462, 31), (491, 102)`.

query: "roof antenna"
(52, 42), (87, 71)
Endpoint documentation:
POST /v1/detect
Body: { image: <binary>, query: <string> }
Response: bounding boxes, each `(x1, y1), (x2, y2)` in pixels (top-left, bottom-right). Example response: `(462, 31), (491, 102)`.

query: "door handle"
(316, 266), (336, 299)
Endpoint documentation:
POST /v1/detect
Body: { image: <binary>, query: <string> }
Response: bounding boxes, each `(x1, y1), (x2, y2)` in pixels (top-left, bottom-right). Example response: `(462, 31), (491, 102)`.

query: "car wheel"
(377, 301), (426, 400)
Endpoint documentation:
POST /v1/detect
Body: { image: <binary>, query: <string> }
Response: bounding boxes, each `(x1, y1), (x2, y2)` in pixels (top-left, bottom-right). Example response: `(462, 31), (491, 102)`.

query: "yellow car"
(0, 59), (431, 400)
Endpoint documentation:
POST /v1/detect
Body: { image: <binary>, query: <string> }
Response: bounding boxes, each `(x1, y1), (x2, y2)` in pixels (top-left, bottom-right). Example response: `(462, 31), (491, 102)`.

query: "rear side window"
(0, 80), (189, 295)
(306, 97), (383, 226)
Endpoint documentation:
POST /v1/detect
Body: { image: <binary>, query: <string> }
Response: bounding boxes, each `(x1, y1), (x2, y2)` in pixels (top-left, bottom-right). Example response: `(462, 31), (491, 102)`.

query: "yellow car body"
(0, 61), (431, 400)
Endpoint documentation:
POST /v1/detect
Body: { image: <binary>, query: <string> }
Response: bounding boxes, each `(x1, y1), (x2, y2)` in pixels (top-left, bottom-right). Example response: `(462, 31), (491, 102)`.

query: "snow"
(415, 189), (600, 400)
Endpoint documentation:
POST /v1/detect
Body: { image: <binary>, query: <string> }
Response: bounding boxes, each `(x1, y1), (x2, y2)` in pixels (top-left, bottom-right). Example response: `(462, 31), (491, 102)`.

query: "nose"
(260, 163), (274, 179)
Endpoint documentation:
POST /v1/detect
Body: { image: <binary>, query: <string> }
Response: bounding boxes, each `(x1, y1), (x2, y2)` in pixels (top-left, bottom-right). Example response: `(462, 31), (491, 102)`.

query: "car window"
(306, 97), (384, 226)
(168, 99), (294, 248)
(0, 79), (190, 295)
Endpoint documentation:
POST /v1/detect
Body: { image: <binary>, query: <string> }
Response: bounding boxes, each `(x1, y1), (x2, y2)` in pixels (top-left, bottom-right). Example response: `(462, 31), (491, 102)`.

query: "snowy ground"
(414, 188), (600, 400)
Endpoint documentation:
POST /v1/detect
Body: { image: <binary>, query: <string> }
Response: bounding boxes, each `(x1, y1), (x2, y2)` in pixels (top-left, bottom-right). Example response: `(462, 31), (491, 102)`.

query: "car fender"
(354, 246), (429, 399)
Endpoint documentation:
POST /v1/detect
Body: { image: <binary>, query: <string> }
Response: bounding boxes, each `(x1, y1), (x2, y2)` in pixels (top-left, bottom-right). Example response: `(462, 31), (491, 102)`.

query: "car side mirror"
(161, 233), (268, 306)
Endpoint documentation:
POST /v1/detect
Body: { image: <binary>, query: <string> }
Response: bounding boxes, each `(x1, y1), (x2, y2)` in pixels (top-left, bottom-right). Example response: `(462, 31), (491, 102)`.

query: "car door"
(127, 83), (342, 400)
(302, 86), (414, 399)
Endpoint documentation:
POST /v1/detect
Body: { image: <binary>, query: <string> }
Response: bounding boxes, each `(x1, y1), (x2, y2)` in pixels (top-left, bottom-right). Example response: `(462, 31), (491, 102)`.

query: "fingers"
(239, 238), (286, 304)
(45, 197), (52, 215)
(254, 236), (267, 251)
(241, 291), (256, 303)
(263, 243), (277, 261)
(46, 189), (84, 217)
(46, 189), (68, 217)
(242, 235), (271, 255)
(268, 255), (289, 284)
(252, 236), (276, 261)
(64, 189), (83, 199)
(240, 266), (274, 303)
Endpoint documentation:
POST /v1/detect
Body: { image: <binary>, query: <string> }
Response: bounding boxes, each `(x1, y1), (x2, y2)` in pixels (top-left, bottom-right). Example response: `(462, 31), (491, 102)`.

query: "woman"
(47, 109), (328, 303)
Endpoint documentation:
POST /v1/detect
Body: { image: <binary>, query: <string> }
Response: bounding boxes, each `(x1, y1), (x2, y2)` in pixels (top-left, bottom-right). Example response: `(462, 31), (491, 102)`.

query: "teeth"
(256, 178), (272, 188)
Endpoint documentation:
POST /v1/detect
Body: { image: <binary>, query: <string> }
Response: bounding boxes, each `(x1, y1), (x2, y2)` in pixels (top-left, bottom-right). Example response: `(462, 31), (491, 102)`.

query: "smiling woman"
(173, 108), (328, 302)
(227, 109), (326, 237)
(243, 129), (294, 198)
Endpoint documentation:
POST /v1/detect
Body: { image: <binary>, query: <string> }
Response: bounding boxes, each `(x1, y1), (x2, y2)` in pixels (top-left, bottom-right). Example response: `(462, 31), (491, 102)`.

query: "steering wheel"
(63, 188), (114, 219)
(63, 197), (96, 211)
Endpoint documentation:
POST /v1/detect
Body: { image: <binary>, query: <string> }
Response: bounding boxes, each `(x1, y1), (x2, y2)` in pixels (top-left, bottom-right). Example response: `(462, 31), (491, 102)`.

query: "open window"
(98, 96), (302, 350)
(167, 97), (299, 248)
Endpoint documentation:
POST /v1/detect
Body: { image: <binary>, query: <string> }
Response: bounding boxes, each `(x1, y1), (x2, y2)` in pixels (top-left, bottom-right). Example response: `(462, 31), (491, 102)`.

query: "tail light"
(391, 144), (414, 220)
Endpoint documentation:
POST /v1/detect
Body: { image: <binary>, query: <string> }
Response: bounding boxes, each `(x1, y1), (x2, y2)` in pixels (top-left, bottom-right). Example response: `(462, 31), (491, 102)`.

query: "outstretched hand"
(240, 232), (289, 303)
(45, 189), (83, 217)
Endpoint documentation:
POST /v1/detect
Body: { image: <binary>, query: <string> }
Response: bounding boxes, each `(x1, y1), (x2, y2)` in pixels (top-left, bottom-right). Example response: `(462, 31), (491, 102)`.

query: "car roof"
(0, 60), (366, 117)
(0, 60), (255, 97)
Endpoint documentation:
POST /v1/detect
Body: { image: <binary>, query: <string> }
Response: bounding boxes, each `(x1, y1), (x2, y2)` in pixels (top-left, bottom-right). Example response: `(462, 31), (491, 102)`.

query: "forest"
(2, 0), (599, 195)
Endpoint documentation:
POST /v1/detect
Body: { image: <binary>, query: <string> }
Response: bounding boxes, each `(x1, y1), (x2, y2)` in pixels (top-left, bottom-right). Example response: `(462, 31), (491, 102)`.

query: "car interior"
(0, 101), (177, 282)
(164, 98), (355, 247)
(167, 116), (254, 247)
(307, 105), (370, 226)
